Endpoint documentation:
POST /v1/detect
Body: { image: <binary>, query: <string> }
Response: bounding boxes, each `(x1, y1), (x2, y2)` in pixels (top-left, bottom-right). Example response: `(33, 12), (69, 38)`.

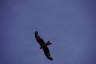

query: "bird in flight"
(34, 31), (53, 61)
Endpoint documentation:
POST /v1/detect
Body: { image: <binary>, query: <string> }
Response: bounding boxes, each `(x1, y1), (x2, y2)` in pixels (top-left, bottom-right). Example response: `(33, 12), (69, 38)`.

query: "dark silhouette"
(34, 31), (53, 61)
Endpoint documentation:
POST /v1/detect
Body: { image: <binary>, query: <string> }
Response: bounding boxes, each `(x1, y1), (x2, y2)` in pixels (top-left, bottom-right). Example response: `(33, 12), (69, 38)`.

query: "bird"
(34, 31), (53, 61)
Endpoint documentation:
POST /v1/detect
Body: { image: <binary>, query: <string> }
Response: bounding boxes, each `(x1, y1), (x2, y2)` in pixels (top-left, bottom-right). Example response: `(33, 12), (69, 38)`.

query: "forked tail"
(40, 41), (52, 49)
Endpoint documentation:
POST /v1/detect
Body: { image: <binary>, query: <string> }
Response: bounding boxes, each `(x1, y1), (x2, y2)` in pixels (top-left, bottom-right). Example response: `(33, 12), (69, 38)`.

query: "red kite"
(35, 31), (53, 61)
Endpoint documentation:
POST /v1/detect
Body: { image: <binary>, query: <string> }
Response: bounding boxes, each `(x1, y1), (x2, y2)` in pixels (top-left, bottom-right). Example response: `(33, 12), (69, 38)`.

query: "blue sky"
(0, 0), (96, 64)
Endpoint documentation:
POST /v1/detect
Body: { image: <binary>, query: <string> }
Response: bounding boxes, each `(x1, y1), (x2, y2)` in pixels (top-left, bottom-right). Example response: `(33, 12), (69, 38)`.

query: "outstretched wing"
(35, 31), (45, 46)
(43, 46), (53, 60)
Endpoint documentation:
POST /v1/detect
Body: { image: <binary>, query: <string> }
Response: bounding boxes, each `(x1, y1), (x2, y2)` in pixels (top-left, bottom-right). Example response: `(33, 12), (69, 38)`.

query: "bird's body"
(35, 31), (53, 60)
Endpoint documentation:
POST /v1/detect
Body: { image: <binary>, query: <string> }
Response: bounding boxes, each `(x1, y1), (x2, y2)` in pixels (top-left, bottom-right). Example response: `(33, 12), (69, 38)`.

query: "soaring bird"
(34, 31), (53, 60)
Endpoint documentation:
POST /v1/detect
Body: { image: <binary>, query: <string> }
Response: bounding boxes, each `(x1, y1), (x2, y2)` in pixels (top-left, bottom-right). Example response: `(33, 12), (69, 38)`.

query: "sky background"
(0, 0), (96, 64)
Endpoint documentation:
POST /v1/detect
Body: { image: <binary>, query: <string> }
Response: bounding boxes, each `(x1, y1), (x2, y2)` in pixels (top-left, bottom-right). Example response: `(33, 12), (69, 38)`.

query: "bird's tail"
(46, 41), (52, 46)
(40, 41), (52, 49)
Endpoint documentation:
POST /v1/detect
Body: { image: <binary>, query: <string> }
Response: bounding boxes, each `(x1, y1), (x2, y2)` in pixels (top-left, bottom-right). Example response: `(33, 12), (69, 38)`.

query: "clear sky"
(0, 0), (96, 64)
